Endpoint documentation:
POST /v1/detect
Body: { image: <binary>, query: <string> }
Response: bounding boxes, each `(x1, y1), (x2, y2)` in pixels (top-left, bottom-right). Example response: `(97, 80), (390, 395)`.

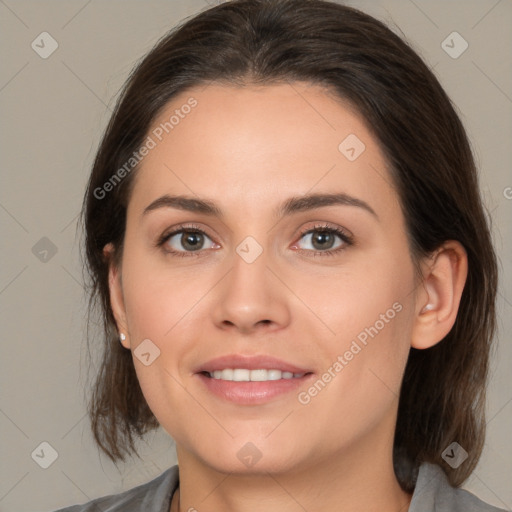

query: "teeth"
(208, 369), (305, 381)
(233, 369), (250, 381)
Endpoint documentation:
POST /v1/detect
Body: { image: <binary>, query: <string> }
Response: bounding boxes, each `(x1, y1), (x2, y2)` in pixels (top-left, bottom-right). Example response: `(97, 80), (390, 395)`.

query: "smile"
(204, 369), (308, 381)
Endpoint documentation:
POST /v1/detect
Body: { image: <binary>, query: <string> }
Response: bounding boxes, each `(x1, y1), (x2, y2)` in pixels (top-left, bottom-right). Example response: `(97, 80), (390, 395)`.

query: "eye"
(157, 224), (218, 257)
(292, 223), (353, 256)
(156, 222), (353, 258)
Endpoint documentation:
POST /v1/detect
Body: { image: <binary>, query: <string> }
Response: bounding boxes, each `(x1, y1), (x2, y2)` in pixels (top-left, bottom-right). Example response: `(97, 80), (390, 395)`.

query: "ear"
(411, 240), (468, 350)
(103, 242), (130, 349)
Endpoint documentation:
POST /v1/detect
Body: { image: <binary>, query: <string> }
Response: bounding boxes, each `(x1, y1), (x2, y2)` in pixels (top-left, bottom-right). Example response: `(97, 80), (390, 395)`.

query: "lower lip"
(196, 373), (314, 405)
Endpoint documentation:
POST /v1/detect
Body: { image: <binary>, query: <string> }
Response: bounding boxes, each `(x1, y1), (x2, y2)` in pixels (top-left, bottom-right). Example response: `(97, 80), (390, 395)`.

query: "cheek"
(301, 251), (414, 348)
(121, 261), (202, 436)
(294, 302), (412, 456)
(118, 251), (206, 418)
(121, 247), (211, 341)
(298, 252), (414, 408)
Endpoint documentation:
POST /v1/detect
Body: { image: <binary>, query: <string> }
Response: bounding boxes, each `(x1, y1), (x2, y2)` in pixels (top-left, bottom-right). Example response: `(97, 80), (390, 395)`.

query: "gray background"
(0, 1), (510, 511)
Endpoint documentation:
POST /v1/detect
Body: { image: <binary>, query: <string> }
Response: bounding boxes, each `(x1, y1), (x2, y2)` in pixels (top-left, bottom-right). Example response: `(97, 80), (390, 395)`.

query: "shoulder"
(410, 462), (508, 512)
(51, 464), (179, 512)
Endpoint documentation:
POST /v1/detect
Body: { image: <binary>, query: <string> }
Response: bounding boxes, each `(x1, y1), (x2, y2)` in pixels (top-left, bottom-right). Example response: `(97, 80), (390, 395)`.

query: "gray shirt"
(52, 462), (508, 512)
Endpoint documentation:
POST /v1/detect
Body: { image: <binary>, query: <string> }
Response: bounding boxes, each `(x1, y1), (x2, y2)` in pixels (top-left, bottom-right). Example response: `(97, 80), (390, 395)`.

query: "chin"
(195, 440), (308, 476)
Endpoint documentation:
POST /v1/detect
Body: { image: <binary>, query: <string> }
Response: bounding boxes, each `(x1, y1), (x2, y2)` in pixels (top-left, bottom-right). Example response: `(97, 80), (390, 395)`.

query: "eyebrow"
(142, 192), (378, 219)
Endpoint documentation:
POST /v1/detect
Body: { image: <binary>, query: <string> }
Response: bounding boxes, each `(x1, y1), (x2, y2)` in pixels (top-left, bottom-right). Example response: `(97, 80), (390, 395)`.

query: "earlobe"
(103, 243), (130, 349)
(411, 241), (468, 350)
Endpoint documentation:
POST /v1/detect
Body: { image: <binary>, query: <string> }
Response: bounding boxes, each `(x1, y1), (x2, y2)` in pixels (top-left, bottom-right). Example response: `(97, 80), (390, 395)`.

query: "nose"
(211, 245), (291, 335)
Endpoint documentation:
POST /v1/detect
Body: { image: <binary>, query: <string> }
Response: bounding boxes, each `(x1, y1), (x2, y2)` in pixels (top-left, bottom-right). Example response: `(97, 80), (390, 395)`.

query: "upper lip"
(195, 354), (312, 374)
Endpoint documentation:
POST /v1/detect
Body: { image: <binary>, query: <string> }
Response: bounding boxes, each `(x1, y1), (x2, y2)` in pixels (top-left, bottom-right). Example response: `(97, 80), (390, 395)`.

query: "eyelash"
(156, 222), (354, 258)
(292, 223), (354, 258)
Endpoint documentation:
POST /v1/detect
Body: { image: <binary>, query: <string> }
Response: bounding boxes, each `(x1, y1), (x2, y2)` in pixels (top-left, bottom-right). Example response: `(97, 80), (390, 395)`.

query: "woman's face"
(109, 82), (421, 474)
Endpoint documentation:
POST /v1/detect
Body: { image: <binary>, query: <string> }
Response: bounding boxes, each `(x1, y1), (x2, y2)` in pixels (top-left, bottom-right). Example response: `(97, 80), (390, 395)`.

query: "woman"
(54, 0), (506, 510)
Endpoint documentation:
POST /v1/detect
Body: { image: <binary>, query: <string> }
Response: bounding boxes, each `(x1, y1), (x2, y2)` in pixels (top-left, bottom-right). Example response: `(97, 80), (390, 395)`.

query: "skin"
(105, 82), (467, 512)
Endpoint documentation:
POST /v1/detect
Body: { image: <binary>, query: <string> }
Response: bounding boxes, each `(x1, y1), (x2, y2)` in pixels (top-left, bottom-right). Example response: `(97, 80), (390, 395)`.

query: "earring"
(421, 303), (434, 313)
(119, 333), (127, 346)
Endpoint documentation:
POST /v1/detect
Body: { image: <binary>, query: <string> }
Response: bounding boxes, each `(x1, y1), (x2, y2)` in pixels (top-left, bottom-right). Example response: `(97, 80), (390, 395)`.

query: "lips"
(195, 354), (312, 375)
(193, 354), (315, 404)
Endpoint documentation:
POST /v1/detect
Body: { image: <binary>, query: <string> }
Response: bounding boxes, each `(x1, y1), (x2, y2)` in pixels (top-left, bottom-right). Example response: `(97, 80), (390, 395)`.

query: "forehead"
(127, 82), (399, 220)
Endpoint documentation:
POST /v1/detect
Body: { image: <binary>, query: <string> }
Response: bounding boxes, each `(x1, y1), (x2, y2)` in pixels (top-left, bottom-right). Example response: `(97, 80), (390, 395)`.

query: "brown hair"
(79, 0), (498, 491)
